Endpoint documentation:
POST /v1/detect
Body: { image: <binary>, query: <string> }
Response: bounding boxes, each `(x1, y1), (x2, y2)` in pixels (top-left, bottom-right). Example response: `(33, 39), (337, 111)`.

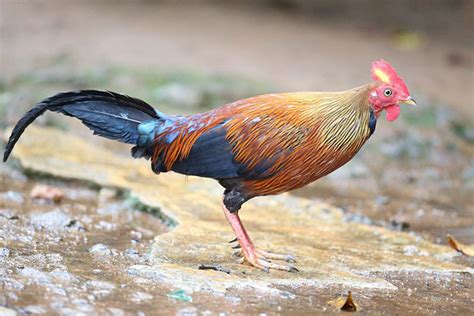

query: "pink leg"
(221, 200), (298, 272)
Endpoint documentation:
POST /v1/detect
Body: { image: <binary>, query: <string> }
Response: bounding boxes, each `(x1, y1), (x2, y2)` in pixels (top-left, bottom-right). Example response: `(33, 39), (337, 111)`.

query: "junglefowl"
(3, 60), (415, 272)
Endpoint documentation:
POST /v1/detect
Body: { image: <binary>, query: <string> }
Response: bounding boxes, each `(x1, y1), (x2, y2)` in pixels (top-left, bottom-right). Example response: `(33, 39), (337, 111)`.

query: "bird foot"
(232, 245), (298, 272)
(223, 202), (297, 272)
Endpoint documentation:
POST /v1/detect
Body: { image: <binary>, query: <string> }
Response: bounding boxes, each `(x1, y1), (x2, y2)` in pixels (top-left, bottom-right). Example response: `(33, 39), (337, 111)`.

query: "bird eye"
(384, 88), (392, 97)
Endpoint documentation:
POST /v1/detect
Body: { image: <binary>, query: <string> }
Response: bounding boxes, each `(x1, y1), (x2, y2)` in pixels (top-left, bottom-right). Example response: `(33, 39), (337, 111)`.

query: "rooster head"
(369, 59), (416, 121)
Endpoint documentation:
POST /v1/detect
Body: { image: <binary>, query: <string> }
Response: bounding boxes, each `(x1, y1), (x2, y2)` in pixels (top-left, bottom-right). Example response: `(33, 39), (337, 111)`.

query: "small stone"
(65, 188), (97, 201)
(0, 208), (16, 219)
(16, 235), (33, 243)
(89, 244), (112, 256)
(50, 270), (76, 284)
(95, 220), (116, 231)
(86, 280), (115, 299)
(414, 209), (425, 218)
(107, 308), (125, 316)
(7, 292), (18, 301)
(97, 203), (123, 215)
(2, 277), (24, 291)
(176, 307), (199, 316)
(46, 253), (64, 264)
(98, 188), (117, 204)
(375, 195), (390, 205)
(0, 191), (24, 204)
(71, 298), (94, 313)
(81, 215), (93, 224)
(23, 305), (47, 314)
(60, 308), (87, 316)
(0, 247), (10, 259)
(30, 184), (64, 203)
(124, 248), (140, 261)
(403, 245), (419, 256)
(0, 306), (17, 316)
(86, 279), (116, 290)
(131, 230), (143, 241)
(18, 267), (50, 285)
(226, 296), (241, 304)
(131, 291), (153, 303)
(30, 209), (72, 230)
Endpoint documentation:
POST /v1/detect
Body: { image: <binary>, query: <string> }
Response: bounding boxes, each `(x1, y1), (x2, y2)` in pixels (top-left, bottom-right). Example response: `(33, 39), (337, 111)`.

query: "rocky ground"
(0, 126), (473, 315)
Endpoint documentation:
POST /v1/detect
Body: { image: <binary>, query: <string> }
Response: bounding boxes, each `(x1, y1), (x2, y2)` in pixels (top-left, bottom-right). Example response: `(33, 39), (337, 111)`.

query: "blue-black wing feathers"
(171, 125), (240, 179)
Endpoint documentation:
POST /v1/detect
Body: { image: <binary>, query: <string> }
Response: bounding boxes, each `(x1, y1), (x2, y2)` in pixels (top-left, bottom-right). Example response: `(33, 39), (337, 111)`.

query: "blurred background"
(1, 1), (473, 242)
(0, 1), (473, 314)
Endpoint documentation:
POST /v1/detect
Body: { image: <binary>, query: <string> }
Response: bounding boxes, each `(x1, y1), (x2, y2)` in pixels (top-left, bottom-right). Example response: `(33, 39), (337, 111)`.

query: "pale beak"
(401, 96), (417, 106)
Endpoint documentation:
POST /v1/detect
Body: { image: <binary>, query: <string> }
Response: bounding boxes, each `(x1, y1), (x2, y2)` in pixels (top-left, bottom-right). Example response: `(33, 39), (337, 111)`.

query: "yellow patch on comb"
(373, 68), (390, 83)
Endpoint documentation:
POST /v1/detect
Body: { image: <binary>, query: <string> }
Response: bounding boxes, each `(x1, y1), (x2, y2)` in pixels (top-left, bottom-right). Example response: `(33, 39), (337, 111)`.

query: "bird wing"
(169, 122), (240, 178)
(152, 93), (313, 181)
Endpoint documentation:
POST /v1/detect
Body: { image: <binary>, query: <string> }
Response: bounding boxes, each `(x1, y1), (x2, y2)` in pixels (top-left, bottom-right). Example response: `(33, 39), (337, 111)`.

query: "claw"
(233, 247), (299, 272)
(228, 237), (238, 243)
(255, 249), (296, 263)
(231, 244), (241, 249)
(256, 258), (299, 272)
(232, 249), (243, 257)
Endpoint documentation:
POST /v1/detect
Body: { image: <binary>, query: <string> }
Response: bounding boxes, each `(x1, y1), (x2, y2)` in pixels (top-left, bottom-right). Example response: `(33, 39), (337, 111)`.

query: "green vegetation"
(400, 105), (437, 129)
(451, 120), (474, 144)
(126, 194), (178, 228)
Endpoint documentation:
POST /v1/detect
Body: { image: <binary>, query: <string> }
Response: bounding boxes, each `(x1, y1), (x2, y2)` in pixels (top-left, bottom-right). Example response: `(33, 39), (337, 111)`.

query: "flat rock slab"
(8, 126), (472, 295)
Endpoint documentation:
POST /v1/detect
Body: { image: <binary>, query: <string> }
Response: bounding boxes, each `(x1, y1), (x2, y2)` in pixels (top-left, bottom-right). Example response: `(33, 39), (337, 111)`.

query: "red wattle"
(385, 105), (400, 121)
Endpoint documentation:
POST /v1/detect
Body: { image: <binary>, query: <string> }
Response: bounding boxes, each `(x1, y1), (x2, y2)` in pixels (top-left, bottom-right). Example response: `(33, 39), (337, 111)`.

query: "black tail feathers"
(3, 90), (160, 162)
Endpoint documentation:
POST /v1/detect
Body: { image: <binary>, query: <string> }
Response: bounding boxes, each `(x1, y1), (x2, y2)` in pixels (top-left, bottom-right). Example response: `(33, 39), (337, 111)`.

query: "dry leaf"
(30, 185), (64, 203)
(447, 234), (473, 256)
(328, 291), (358, 312)
(341, 291), (357, 312)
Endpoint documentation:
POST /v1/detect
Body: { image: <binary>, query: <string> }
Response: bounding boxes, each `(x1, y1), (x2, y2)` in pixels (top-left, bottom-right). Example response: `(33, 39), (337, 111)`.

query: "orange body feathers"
(151, 84), (376, 198)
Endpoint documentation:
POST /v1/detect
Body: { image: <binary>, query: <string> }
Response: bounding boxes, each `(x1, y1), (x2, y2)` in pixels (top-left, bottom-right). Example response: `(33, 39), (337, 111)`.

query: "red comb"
(371, 59), (409, 95)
